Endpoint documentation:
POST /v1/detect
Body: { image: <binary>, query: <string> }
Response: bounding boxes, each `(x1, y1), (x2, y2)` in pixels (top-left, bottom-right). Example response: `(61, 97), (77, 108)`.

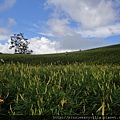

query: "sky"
(0, 0), (120, 54)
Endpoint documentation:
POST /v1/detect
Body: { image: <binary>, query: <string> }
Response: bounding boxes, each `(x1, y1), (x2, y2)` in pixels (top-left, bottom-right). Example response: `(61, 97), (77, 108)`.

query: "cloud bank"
(0, 0), (120, 54)
(0, 37), (75, 54)
(0, 27), (10, 41)
(0, 36), (107, 54)
(29, 37), (61, 54)
(45, 0), (120, 37)
(0, 0), (16, 12)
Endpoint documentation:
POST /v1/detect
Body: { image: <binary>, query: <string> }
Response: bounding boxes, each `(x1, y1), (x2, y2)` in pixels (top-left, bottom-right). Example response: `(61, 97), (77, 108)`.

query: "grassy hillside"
(0, 44), (120, 116)
(0, 44), (120, 65)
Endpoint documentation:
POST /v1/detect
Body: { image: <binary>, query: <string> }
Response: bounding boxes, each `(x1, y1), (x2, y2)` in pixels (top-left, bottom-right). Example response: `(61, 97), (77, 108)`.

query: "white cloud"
(29, 37), (61, 54)
(31, 36), (105, 54)
(59, 34), (107, 50)
(46, 0), (118, 28)
(0, 0), (16, 12)
(44, 0), (120, 39)
(0, 18), (16, 41)
(46, 18), (74, 37)
(8, 18), (17, 27)
(77, 23), (120, 38)
(0, 36), (110, 54)
(0, 27), (10, 41)
(0, 42), (14, 53)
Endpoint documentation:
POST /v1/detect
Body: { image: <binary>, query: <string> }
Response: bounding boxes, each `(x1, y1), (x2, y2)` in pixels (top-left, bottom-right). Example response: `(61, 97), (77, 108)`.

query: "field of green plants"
(0, 44), (120, 117)
(0, 44), (120, 65)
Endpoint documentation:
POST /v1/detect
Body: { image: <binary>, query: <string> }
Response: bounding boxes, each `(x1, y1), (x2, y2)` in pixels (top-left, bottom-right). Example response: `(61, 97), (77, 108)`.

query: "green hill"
(0, 44), (120, 65)
(0, 44), (120, 116)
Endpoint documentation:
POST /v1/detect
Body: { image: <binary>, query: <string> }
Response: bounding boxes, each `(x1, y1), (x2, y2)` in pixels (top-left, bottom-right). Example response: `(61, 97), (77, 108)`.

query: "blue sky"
(0, 0), (120, 54)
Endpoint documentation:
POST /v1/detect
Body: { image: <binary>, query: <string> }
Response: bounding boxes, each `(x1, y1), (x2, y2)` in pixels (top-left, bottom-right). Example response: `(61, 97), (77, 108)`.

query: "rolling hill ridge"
(0, 44), (120, 65)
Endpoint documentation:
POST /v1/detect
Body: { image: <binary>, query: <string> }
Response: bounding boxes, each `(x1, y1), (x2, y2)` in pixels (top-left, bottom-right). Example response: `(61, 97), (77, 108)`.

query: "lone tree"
(9, 33), (33, 54)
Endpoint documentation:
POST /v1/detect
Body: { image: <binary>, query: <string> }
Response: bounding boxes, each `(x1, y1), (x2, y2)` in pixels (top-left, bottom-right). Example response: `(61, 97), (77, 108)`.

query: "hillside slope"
(0, 44), (120, 65)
